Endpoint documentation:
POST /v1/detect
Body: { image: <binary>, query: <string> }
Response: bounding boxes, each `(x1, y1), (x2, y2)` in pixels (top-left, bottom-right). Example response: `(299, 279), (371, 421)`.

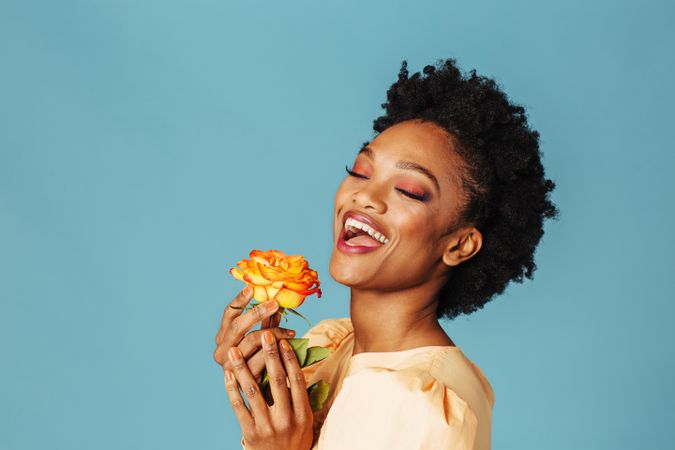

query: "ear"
(442, 227), (483, 267)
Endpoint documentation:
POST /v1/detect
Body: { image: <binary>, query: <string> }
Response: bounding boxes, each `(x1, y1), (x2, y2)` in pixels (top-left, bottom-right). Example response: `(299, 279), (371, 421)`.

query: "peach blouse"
(240, 318), (495, 450)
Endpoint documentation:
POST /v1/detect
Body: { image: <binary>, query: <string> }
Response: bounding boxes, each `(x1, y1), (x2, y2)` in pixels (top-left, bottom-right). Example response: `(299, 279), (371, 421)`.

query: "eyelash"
(345, 165), (428, 202)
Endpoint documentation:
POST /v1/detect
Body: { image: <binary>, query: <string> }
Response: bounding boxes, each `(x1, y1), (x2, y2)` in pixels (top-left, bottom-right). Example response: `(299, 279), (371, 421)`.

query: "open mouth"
(342, 217), (389, 247)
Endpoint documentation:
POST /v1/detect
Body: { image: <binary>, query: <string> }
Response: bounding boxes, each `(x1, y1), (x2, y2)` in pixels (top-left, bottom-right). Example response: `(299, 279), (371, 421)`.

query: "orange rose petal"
(230, 268), (246, 282)
(283, 280), (309, 291)
(243, 272), (271, 286)
(253, 285), (268, 303)
(275, 288), (304, 309)
(259, 265), (289, 281)
(265, 285), (281, 300)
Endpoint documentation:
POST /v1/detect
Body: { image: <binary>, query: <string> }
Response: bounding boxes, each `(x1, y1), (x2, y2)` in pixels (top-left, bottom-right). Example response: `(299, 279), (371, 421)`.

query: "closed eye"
(345, 165), (428, 202)
(395, 188), (428, 201)
(345, 165), (368, 179)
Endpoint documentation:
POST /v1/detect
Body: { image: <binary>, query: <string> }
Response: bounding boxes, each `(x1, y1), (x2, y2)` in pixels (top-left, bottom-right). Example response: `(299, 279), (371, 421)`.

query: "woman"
(213, 58), (559, 449)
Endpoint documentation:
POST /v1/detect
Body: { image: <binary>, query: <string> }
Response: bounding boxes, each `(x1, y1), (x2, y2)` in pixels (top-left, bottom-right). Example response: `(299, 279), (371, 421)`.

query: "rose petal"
(265, 285), (281, 300)
(230, 267), (246, 282)
(253, 285), (269, 303)
(275, 288), (304, 309)
(259, 264), (290, 281)
(243, 271), (271, 286)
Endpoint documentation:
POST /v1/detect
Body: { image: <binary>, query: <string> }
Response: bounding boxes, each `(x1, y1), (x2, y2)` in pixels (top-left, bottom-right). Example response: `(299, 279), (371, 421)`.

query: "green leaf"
(304, 346), (332, 367)
(287, 338), (309, 366)
(307, 380), (331, 412)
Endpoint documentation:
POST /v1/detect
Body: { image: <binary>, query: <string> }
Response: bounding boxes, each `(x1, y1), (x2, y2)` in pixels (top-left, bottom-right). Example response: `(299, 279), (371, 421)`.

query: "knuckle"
(282, 348), (295, 362)
(213, 348), (222, 364)
(242, 430), (257, 444)
(276, 419), (292, 432)
(272, 375), (287, 388)
(254, 304), (264, 320)
(257, 426), (273, 440)
(244, 384), (259, 400)
(239, 332), (253, 349)
(264, 345), (279, 358)
(293, 371), (306, 386)
(231, 359), (245, 371)
(230, 319), (240, 335)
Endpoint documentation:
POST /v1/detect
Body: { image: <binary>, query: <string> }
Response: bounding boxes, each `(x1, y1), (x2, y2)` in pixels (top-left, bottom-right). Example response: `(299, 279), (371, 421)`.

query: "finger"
(260, 311), (281, 330)
(228, 346), (271, 427)
(238, 327), (297, 360)
(261, 331), (292, 418)
(230, 300), (280, 342)
(271, 311), (282, 328)
(247, 349), (266, 382)
(224, 368), (254, 431)
(216, 286), (254, 345)
(279, 339), (312, 421)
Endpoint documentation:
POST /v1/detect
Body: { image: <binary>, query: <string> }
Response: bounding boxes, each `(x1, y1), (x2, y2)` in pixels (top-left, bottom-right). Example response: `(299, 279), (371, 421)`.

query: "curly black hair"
(370, 58), (560, 320)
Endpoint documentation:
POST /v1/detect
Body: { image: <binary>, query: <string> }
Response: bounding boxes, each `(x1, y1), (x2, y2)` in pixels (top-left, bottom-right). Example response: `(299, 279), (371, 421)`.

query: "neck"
(349, 281), (454, 356)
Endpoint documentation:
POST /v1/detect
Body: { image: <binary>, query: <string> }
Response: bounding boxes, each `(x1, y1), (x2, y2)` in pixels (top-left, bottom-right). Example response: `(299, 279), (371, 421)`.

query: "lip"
(335, 210), (389, 255)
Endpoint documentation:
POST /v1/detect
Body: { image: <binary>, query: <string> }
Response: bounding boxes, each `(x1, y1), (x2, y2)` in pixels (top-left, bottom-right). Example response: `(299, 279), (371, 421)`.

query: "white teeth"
(344, 217), (390, 244)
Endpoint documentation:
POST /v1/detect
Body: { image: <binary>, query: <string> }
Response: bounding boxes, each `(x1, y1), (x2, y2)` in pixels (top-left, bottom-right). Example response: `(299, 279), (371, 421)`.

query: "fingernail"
(228, 347), (241, 361)
(287, 329), (296, 336)
(280, 339), (291, 351)
(263, 330), (275, 345)
(265, 300), (278, 311)
(243, 286), (252, 296)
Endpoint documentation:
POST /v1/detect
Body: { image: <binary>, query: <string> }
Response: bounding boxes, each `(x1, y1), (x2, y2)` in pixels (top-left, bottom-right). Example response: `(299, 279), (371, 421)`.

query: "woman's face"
(329, 118), (472, 290)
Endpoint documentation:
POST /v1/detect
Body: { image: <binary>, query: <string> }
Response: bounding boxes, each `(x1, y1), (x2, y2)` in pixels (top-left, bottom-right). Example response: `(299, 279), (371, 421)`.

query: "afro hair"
(370, 58), (560, 320)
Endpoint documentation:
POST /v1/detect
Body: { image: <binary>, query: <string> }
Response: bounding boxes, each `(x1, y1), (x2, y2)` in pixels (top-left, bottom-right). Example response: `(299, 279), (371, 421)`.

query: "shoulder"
(429, 348), (495, 414)
(320, 366), (479, 449)
(300, 317), (353, 350)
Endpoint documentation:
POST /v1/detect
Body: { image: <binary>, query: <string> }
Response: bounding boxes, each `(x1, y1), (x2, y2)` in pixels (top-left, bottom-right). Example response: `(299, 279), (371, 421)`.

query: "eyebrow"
(358, 145), (441, 194)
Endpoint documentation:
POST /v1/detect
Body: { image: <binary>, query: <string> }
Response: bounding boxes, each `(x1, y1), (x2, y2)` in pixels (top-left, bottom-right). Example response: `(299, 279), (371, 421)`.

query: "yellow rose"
(229, 249), (322, 309)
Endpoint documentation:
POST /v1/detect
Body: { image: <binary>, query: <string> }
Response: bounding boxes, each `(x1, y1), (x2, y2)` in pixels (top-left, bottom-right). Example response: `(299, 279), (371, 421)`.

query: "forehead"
(369, 119), (453, 164)
(366, 119), (461, 189)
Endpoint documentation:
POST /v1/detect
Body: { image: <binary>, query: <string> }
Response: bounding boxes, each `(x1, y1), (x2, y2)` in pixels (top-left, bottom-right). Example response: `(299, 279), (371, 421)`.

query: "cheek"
(394, 213), (433, 243)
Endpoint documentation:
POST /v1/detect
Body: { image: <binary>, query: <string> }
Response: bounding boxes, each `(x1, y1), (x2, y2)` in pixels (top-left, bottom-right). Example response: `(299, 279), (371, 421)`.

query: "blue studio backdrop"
(1, 1), (674, 449)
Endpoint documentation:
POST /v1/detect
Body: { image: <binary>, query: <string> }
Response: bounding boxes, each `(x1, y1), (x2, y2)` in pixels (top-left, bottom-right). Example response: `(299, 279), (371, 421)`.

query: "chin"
(329, 252), (368, 287)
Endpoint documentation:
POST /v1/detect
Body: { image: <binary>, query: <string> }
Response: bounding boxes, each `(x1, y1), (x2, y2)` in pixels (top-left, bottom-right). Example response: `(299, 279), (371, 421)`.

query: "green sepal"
(285, 307), (312, 327)
(307, 380), (331, 412)
(304, 346), (332, 367)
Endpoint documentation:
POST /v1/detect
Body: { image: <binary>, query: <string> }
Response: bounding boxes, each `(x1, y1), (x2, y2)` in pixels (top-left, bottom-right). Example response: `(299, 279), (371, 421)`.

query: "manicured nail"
(228, 347), (242, 361)
(243, 286), (252, 296)
(265, 300), (278, 311)
(263, 330), (275, 345)
(280, 339), (291, 351)
(287, 329), (296, 336)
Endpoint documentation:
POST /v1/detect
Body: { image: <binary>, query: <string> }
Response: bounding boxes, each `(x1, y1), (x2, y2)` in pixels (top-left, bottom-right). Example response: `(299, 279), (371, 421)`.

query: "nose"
(352, 180), (387, 213)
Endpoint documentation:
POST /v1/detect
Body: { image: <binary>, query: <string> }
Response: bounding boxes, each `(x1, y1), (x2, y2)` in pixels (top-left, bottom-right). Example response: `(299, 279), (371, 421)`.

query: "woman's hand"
(214, 286), (296, 384)
(224, 331), (314, 450)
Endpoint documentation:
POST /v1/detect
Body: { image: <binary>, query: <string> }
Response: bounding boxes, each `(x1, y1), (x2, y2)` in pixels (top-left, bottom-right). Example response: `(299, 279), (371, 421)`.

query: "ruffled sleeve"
(316, 366), (478, 450)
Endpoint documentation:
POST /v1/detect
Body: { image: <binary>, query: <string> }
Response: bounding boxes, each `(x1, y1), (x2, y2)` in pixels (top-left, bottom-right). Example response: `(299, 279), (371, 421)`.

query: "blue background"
(1, 1), (673, 449)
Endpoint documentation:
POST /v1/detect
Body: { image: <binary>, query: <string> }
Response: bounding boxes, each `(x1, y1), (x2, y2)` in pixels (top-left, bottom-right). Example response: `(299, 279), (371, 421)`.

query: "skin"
(329, 118), (484, 355)
(214, 118), (485, 449)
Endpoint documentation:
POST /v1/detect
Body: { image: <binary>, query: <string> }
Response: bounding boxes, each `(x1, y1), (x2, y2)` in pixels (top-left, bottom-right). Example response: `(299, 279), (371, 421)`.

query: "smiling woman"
(220, 57), (559, 450)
